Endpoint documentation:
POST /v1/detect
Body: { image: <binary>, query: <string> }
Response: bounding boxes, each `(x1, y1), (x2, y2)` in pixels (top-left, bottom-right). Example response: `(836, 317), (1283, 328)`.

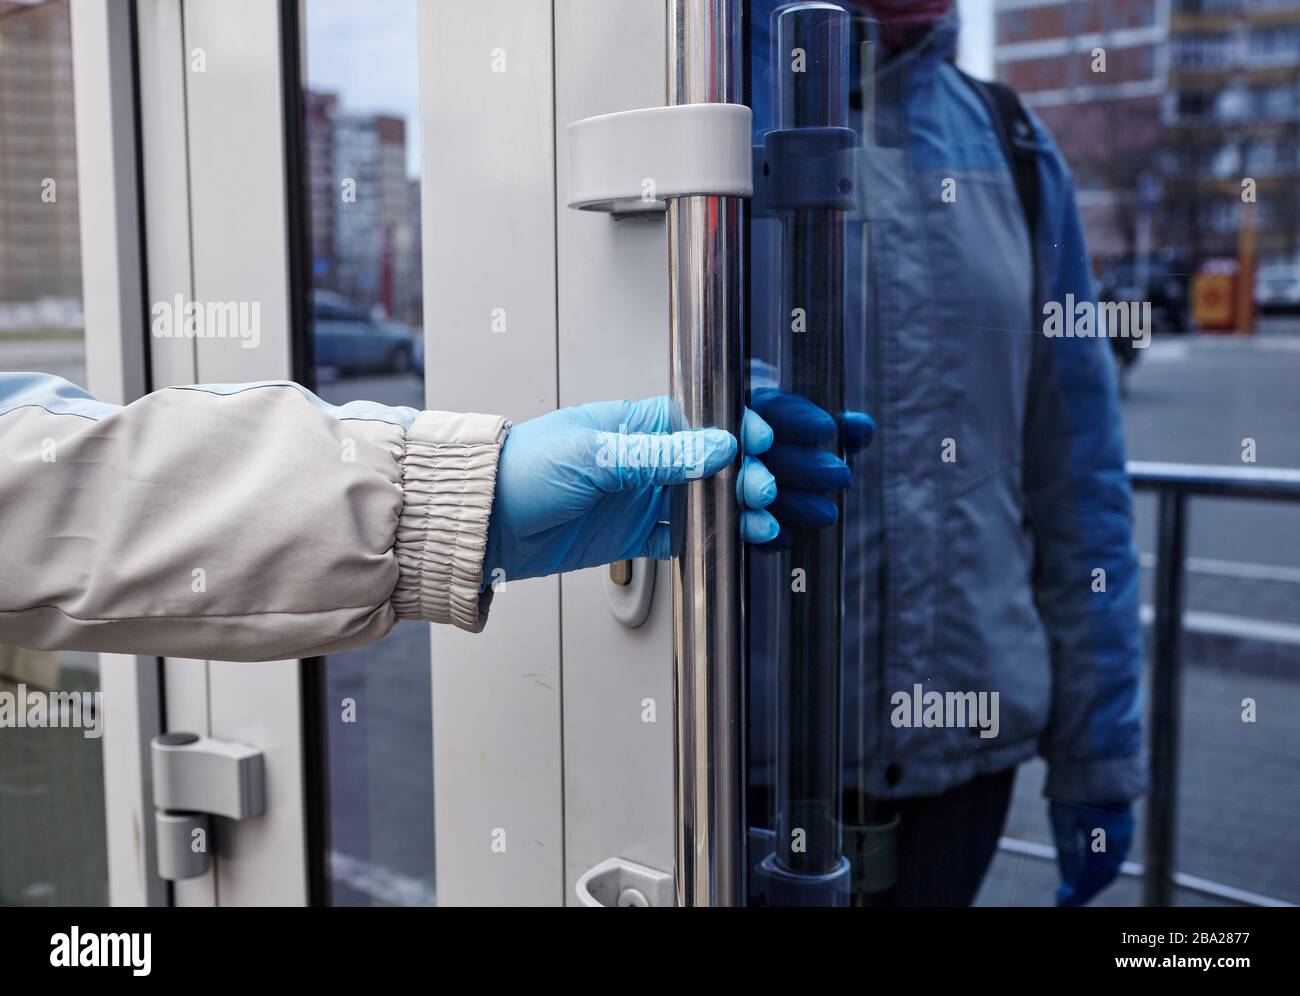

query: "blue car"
(312, 290), (419, 375)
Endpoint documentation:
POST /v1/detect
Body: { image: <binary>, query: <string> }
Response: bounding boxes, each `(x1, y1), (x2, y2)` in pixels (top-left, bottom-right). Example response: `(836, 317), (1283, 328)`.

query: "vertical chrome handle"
(668, 0), (747, 908)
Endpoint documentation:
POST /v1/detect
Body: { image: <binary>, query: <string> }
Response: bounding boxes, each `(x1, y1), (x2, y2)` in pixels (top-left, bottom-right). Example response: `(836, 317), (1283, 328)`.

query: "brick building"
(1163, 0), (1300, 261)
(995, 0), (1300, 266)
(0, 0), (81, 307)
(304, 92), (422, 325)
(994, 0), (1167, 258)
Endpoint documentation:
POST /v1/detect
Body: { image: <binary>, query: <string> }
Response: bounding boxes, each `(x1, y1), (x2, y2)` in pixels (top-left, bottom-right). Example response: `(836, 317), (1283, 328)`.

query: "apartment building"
(0, 0), (81, 308)
(1165, 0), (1300, 260)
(995, 0), (1300, 264)
(994, 0), (1168, 257)
(304, 94), (421, 324)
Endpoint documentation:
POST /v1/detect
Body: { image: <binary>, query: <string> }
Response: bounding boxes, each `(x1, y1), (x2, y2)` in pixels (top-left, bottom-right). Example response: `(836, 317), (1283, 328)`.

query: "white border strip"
(998, 837), (1296, 907)
(70, 0), (167, 908)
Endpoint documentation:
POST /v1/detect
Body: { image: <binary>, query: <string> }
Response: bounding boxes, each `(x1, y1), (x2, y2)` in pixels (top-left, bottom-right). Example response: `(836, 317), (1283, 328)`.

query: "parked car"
(1096, 251), (1194, 334)
(1254, 261), (1300, 314)
(311, 290), (419, 375)
(409, 325), (425, 379)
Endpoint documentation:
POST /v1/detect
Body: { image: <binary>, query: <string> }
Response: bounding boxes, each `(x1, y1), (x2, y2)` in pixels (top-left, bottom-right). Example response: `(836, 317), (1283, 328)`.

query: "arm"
(1023, 125), (1146, 805)
(0, 374), (776, 663)
(0, 373), (506, 661)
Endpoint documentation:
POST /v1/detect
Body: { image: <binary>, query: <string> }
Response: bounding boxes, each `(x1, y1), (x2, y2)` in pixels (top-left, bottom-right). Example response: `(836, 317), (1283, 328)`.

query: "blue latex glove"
(749, 386), (875, 546)
(484, 397), (778, 583)
(1050, 800), (1134, 907)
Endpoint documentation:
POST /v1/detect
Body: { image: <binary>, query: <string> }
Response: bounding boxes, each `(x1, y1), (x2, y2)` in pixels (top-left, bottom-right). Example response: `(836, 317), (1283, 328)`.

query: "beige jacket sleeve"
(0, 374), (508, 662)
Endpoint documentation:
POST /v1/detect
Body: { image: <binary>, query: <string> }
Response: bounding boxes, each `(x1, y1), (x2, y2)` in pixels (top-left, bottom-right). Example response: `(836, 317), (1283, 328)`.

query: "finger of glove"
(643, 507), (778, 554)
(771, 490), (838, 528)
(741, 406), (774, 456)
(749, 390), (836, 446)
(762, 442), (852, 492)
(599, 428), (737, 491)
(840, 410), (877, 452)
(737, 455), (777, 510)
(750, 523), (795, 552)
(742, 509), (780, 544)
(641, 521), (675, 560)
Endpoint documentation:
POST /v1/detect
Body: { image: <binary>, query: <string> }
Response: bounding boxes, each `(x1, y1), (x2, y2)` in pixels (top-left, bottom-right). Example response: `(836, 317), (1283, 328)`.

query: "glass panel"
(746, 0), (883, 905)
(301, 0), (435, 906)
(745, 0), (1300, 907)
(0, 0), (107, 906)
(0, 0), (84, 387)
(987, 0), (1300, 909)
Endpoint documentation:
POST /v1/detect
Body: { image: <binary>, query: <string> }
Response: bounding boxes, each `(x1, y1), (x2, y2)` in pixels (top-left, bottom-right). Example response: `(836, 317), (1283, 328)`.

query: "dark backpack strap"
(958, 70), (1041, 245)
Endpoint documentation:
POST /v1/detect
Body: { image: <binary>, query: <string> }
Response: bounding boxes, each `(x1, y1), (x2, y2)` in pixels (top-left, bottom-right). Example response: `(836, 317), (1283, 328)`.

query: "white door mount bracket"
(566, 103), (752, 215)
(575, 856), (675, 907)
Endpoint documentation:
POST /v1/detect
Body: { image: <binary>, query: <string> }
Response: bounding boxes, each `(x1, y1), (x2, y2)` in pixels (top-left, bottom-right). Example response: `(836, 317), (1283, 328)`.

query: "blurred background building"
(995, 0), (1300, 268)
(0, 0), (82, 331)
(305, 90), (422, 327)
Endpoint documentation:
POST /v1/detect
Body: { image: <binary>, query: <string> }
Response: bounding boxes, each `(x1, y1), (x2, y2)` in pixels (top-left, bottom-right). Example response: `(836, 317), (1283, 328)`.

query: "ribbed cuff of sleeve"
(393, 409), (510, 632)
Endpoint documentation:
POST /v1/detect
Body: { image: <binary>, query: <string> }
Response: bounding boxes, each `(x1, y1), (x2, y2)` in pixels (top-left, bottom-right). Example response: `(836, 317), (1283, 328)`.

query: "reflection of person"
(750, 0), (1142, 906)
(0, 373), (778, 660)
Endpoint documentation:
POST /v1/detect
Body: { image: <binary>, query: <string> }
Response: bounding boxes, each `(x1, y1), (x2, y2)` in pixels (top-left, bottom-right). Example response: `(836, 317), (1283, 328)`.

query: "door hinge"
(150, 732), (265, 881)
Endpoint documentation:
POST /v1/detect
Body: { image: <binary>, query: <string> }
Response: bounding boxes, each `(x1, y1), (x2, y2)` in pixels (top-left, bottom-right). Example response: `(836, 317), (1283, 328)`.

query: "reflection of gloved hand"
(1050, 800), (1134, 907)
(484, 397), (778, 584)
(749, 386), (874, 545)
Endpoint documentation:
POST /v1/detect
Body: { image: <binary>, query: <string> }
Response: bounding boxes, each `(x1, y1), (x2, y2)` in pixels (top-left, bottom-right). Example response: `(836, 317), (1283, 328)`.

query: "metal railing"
(1128, 460), (1300, 906)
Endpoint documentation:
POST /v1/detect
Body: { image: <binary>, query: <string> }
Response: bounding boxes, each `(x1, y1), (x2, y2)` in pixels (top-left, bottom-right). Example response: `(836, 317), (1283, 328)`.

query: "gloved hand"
(749, 385), (875, 546)
(484, 397), (778, 584)
(1049, 799), (1134, 907)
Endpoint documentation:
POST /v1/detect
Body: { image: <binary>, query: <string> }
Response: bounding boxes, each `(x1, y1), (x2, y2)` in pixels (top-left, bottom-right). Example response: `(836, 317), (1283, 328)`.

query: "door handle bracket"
(575, 856), (674, 907)
(566, 103), (752, 215)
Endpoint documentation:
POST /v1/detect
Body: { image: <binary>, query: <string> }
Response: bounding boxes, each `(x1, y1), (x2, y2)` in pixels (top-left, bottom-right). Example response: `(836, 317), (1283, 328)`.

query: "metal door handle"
(564, 1), (751, 907)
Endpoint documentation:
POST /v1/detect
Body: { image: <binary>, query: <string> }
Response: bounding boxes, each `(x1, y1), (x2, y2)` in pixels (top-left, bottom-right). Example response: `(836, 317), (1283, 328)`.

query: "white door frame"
(89, 0), (696, 907)
(70, 0), (165, 908)
(132, 0), (311, 906)
(420, 0), (566, 906)
(422, 0), (689, 905)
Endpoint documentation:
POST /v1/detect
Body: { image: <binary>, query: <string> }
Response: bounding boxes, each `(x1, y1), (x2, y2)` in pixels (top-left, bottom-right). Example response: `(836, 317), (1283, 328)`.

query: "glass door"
(0, 0), (110, 908)
(744, 0), (881, 906)
(296, 0), (436, 907)
(140, 0), (441, 907)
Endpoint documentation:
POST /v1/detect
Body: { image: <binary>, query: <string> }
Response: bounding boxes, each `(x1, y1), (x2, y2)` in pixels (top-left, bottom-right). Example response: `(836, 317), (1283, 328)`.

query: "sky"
(304, 0), (423, 178)
(957, 0), (996, 80)
(304, 0), (1000, 180)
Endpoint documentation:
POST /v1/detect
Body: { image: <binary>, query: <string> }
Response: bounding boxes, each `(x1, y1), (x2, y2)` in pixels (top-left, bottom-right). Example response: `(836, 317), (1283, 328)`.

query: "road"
(1125, 328), (1300, 626)
(983, 324), (1300, 907)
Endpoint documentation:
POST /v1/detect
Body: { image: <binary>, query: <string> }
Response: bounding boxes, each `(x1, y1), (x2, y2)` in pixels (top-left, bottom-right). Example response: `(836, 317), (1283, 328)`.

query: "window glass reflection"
(0, 0), (107, 907)
(303, 0), (434, 906)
